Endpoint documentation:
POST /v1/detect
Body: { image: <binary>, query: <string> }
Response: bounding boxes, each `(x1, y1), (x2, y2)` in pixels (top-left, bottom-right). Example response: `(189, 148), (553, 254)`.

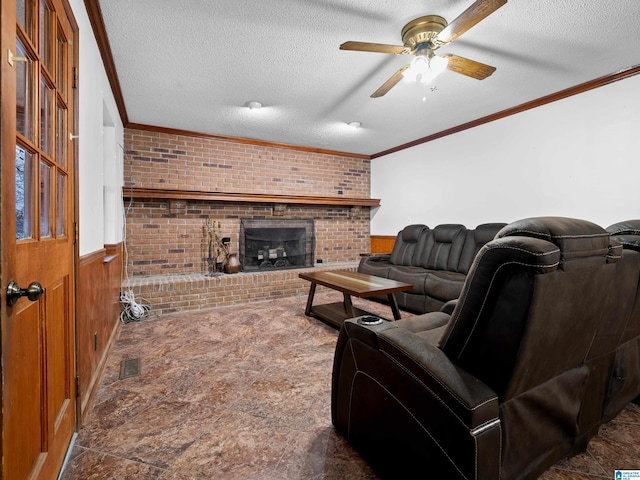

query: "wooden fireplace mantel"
(122, 186), (381, 208)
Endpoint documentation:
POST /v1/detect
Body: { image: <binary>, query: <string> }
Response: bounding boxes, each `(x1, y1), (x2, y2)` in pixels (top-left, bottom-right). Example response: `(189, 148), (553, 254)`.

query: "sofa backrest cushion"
(496, 216), (613, 271)
(457, 223), (508, 274)
(390, 224), (428, 266)
(607, 220), (640, 252)
(417, 224), (467, 271)
(607, 220), (640, 344)
(439, 217), (619, 399)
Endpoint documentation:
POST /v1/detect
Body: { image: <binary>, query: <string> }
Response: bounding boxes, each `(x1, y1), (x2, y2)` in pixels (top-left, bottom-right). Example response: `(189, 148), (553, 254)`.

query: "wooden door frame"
(0, 0), (80, 472)
(1, 2), (19, 473)
(1, 0), (18, 471)
(61, 0), (81, 430)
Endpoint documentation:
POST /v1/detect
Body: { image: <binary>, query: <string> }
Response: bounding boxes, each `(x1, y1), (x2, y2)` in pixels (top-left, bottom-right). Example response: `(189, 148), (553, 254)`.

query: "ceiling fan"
(340, 0), (507, 97)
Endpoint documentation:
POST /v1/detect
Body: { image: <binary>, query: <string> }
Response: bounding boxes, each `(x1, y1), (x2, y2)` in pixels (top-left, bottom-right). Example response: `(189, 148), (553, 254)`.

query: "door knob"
(6, 281), (45, 307)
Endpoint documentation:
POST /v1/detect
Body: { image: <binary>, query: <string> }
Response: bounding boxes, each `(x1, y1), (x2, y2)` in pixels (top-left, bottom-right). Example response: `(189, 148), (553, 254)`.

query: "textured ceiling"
(97, 0), (640, 156)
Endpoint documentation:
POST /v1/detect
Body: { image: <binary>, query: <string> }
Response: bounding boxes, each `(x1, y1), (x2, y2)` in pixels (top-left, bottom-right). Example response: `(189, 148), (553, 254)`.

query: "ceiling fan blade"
(340, 41), (408, 55)
(371, 65), (410, 98)
(436, 0), (507, 44)
(443, 54), (496, 80)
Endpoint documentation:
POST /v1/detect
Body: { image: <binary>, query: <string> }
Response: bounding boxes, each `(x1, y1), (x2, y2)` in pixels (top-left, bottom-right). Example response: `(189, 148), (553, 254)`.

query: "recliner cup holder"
(356, 315), (384, 326)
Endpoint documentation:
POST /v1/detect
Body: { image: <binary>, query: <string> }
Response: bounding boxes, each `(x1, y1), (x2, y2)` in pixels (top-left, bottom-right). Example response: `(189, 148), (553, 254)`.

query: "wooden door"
(1, 0), (77, 478)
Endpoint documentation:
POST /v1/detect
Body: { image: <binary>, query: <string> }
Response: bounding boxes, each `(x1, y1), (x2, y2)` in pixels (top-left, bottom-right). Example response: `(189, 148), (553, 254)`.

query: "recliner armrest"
(341, 319), (498, 429)
(440, 299), (458, 315)
(332, 319), (501, 479)
(379, 324), (498, 429)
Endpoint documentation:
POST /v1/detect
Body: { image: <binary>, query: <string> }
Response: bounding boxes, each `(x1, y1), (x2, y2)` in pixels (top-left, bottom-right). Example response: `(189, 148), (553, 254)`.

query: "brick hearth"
(122, 262), (358, 316)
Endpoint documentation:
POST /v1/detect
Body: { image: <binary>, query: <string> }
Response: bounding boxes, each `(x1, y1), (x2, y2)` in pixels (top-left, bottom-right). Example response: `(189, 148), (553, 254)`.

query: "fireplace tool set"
(204, 218), (240, 275)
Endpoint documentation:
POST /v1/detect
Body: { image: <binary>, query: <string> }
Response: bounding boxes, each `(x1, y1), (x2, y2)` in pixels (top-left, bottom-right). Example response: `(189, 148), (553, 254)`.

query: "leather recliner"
(332, 217), (632, 479)
(601, 220), (640, 420)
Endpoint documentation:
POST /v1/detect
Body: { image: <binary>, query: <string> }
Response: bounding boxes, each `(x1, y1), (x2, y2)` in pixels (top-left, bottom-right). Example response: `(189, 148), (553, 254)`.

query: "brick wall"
(123, 128), (370, 197)
(123, 127), (372, 277)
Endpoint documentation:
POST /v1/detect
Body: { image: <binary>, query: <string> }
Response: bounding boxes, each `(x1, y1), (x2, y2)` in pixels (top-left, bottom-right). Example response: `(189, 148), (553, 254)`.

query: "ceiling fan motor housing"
(401, 15), (448, 52)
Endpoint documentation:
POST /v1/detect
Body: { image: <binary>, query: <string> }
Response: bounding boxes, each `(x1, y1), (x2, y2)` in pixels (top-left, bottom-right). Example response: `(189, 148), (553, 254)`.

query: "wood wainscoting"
(76, 243), (123, 425)
(370, 235), (396, 254)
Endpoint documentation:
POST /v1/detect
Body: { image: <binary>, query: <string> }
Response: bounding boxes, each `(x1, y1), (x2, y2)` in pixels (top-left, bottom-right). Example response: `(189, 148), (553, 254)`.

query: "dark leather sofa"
(332, 217), (640, 479)
(359, 222), (507, 314)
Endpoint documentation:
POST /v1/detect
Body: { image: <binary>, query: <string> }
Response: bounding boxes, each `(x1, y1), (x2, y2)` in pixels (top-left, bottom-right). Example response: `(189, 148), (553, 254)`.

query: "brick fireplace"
(240, 218), (315, 271)
(122, 126), (377, 313)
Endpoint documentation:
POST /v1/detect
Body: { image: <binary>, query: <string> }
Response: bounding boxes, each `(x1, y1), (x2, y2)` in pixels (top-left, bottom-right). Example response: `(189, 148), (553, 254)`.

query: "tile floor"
(61, 293), (640, 479)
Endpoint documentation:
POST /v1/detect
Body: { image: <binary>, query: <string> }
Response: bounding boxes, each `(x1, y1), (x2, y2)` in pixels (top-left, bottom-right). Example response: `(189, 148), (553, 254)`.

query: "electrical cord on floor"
(119, 289), (152, 324)
(120, 166), (155, 324)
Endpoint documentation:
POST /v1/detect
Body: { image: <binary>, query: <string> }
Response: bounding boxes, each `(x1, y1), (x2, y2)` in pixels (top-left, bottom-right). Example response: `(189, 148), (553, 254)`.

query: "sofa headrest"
(607, 220), (640, 252)
(474, 223), (508, 244)
(496, 217), (614, 270)
(432, 224), (466, 243)
(400, 224), (428, 243)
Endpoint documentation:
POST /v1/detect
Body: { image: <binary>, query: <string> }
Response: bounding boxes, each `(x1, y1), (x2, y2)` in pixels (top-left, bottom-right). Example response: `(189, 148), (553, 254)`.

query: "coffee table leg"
(305, 282), (317, 316)
(388, 293), (402, 320)
(343, 293), (355, 318)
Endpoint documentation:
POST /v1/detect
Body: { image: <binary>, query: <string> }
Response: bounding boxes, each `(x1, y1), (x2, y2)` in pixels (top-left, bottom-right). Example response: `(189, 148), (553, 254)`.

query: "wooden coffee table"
(299, 270), (413, 329)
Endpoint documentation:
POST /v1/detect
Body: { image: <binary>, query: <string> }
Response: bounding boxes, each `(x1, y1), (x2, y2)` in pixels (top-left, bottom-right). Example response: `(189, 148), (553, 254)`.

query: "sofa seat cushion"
(388, 266), (466, 301)
(395, 311), (450, 333)
(424, 270), (466, 301)
(395, 312), (451, 344)
(388, 266), (430, 294)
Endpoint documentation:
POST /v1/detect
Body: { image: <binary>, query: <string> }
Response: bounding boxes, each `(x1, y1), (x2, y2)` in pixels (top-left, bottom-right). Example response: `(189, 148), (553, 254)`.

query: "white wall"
(102, 111), (124, 246)
(69, 0), (124, 256)
(371, 74), (640, 235)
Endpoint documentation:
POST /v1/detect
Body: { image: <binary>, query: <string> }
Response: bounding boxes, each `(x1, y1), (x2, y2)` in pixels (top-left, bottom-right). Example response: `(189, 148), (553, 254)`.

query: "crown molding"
(371, 64), (640, 159)
(126, 123), (371, 159)
(83, 0), (129, 124)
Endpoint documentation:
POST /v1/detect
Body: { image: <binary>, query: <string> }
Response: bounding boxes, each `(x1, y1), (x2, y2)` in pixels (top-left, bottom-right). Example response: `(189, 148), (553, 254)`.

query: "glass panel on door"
(40, 76), (54, 155)
(40, 160), (52, 238)
(56, 171), (66, 237)
(17, 0), (34, 39)
(56, 26), (66, 94)
(16, 145), (34, 240)
(39, 0), (52, 72)
(16, 38), (34, 140)
(56, 103), (67, 167)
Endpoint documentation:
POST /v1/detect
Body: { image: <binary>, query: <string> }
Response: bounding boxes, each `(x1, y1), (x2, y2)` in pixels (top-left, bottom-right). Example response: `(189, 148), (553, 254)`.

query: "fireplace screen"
(240, 219), (315, 271)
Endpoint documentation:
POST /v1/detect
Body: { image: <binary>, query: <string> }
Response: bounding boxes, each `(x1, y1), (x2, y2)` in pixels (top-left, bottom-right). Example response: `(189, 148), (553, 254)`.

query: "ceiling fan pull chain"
(422, 80), (438, 102)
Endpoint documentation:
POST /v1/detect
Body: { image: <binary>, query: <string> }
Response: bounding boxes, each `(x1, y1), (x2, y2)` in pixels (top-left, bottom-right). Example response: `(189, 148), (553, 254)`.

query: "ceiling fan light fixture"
(244, 101), (263, 110)
(403, 53), (449, 83)
(347, 121), (362, 129)
(402, 55), (428, 82)
(429, 54), (449, 76)
(411, 55), (430, 76)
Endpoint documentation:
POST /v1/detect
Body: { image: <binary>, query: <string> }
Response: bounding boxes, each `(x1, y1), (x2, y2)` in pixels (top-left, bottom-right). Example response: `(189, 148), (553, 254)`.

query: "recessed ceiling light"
(347, 121), (362, 129)
(244, 101), (263, 110)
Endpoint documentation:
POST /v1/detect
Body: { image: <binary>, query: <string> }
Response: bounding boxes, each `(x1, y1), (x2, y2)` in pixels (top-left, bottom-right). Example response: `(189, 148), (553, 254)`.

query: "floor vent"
(119, 358), (141, 379)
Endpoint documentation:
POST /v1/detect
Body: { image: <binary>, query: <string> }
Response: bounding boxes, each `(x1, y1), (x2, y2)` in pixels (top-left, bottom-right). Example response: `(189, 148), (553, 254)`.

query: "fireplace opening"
(240, 219), (315, 271)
